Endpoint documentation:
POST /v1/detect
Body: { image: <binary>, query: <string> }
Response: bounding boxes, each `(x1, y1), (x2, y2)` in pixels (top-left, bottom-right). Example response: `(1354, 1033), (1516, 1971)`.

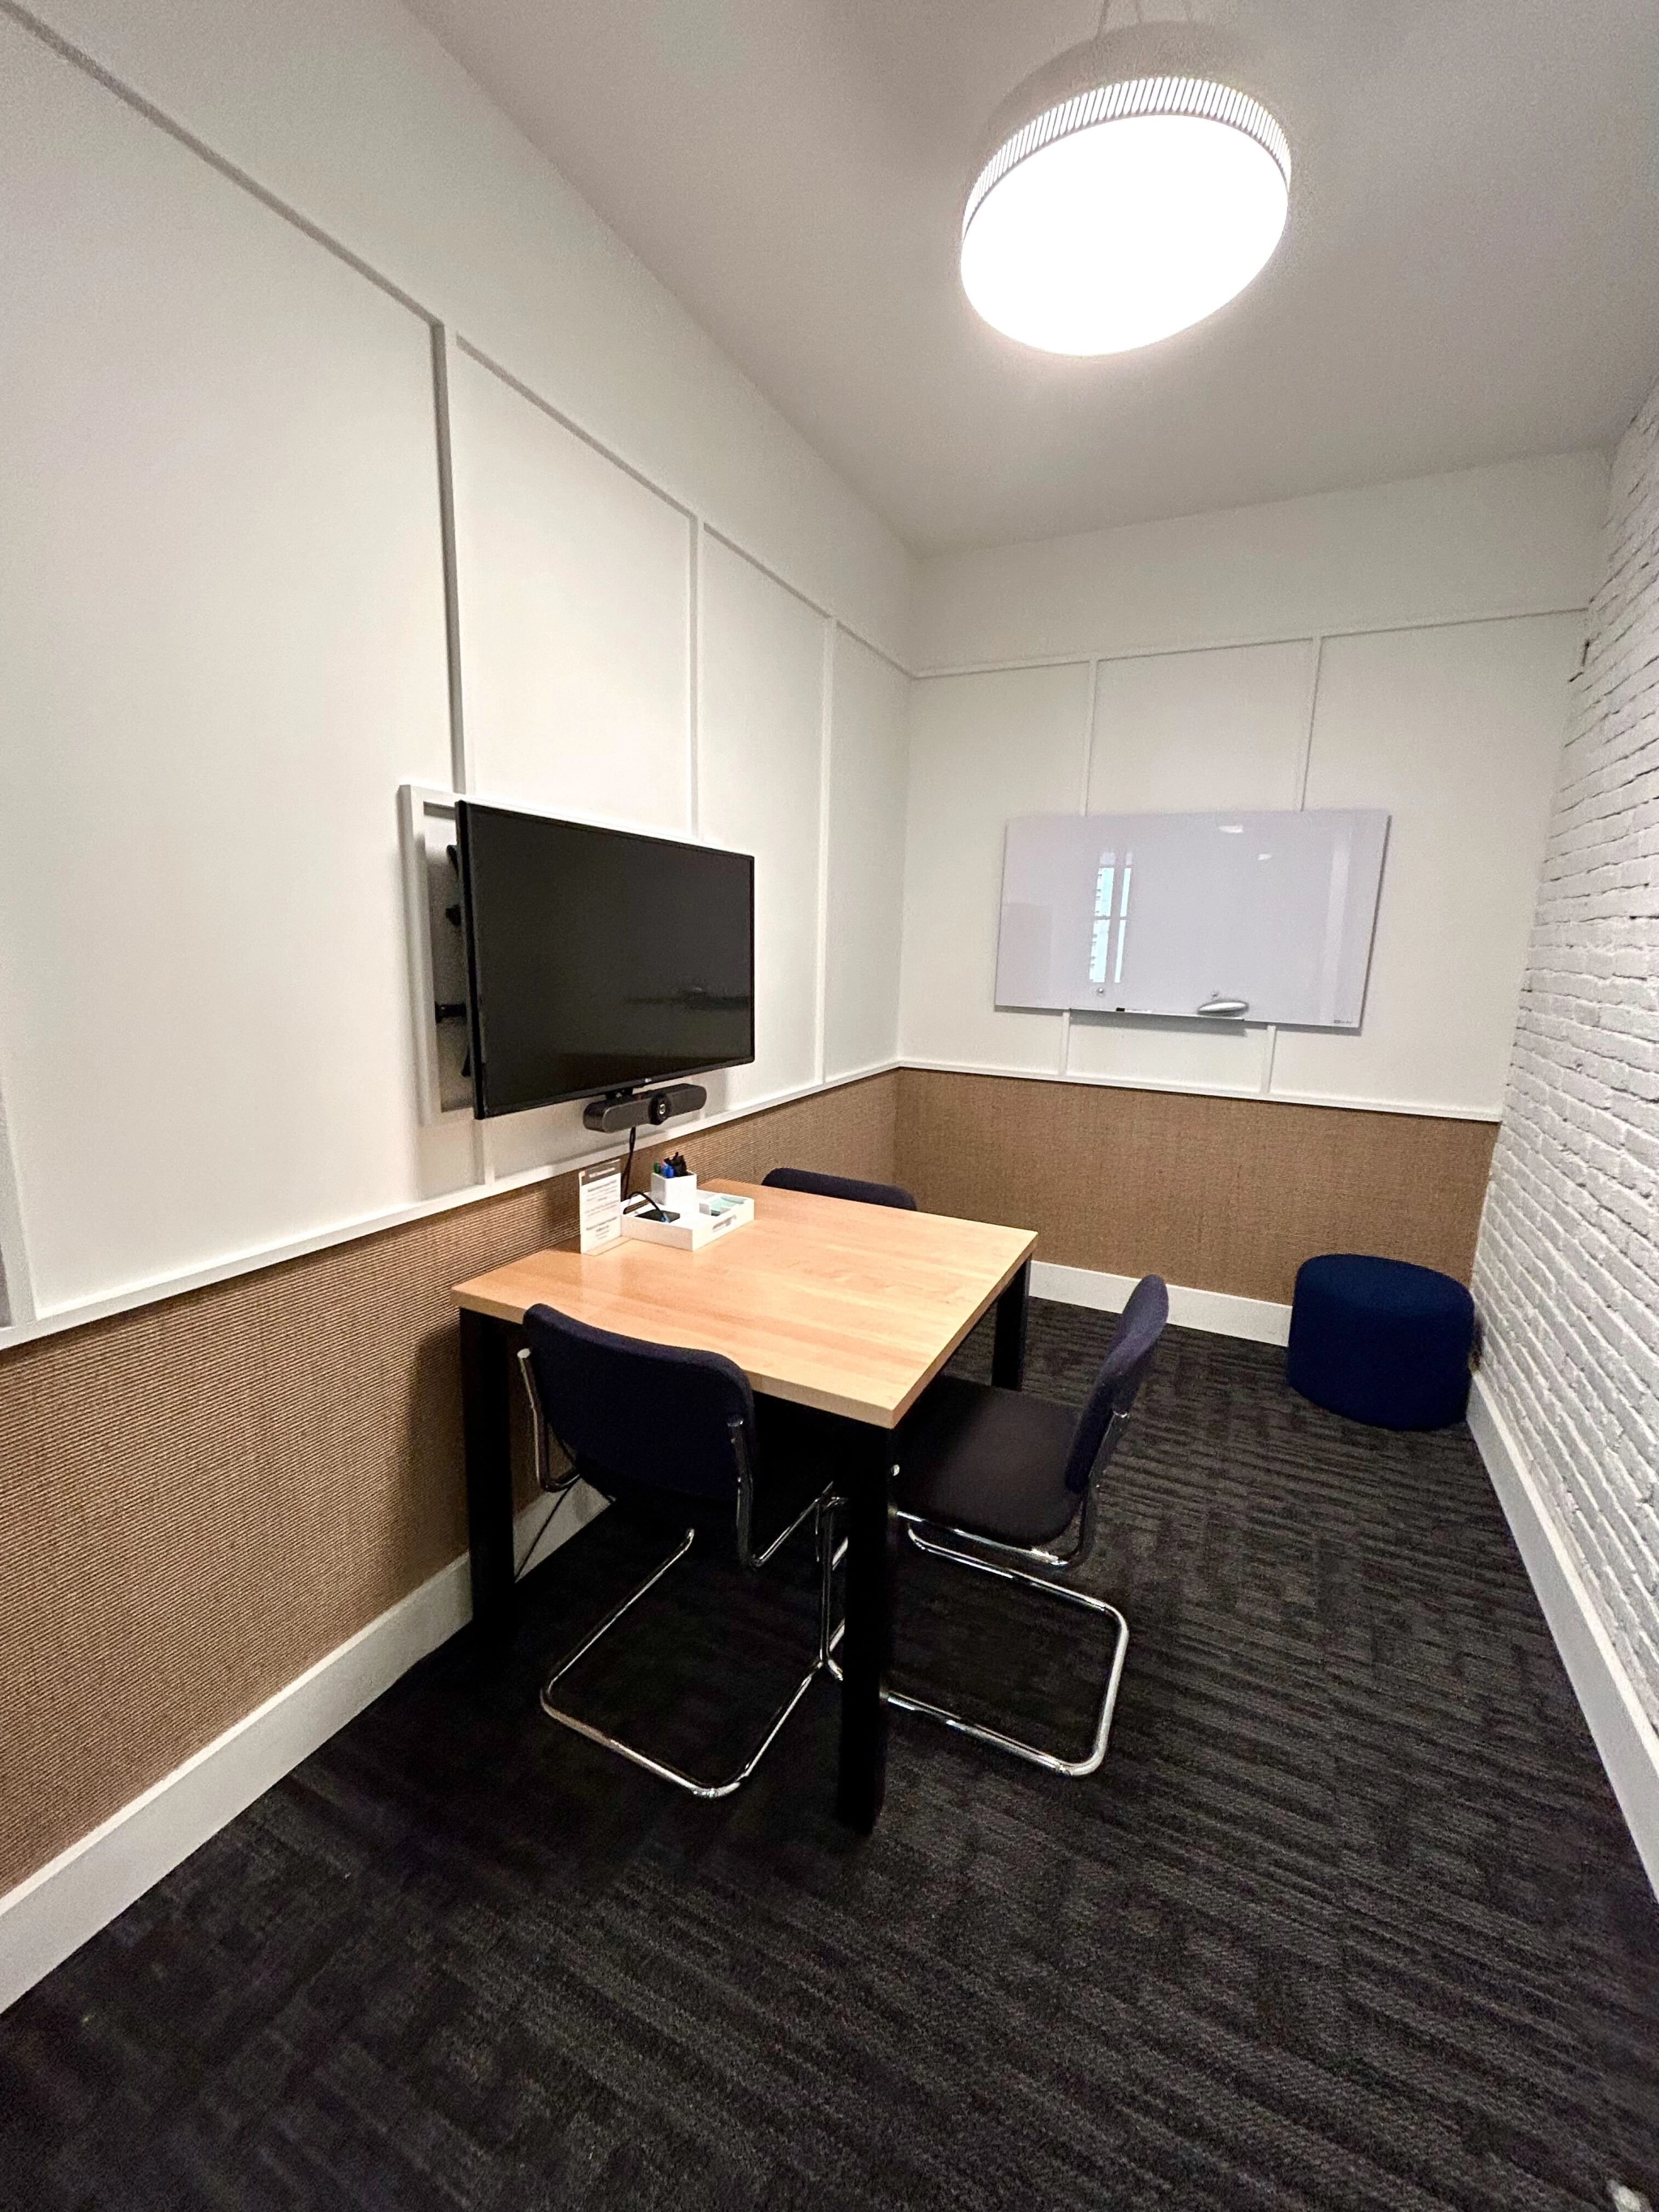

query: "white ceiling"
(403, 0), (1659, 555)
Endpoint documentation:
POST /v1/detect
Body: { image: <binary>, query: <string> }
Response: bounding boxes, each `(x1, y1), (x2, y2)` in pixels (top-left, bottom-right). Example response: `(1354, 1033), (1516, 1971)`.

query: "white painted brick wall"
(1475, 377), (1659, 1726)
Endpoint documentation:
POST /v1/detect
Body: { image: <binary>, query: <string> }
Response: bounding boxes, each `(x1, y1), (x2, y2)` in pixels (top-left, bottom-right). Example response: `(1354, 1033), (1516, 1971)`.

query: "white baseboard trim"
(0, 1486), (603, 2014)
(1467, 1375), (1659, 1899)
(1032, 1259), (1293, 1345)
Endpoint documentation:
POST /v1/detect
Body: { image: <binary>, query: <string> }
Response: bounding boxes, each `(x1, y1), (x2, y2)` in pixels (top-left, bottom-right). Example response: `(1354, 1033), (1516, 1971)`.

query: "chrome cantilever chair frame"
(518, 1347), (838, 1800)
(825, 1417), (1132, 1779)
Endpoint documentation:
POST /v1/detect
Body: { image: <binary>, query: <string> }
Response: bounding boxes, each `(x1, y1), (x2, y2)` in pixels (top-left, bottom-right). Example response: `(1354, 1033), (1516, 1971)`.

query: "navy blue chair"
(762, 1166), (918, 1210)
(517, 1303), (839, 1798)
(877, 1275), (1170, 1776)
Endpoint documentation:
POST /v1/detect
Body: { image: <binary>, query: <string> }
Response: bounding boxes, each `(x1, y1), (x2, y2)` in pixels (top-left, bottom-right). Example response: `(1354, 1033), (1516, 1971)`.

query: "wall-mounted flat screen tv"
(454, 800), (755, 1118)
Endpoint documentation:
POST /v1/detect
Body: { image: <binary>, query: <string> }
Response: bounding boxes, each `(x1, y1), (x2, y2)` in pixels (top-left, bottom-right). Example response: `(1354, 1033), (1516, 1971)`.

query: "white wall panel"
(450, 351), (693, 832)
(1068, 1012), (1269, 1094)
(824, 637), (909, 1079)
(698, 541), (826, 1114)
(1086, 642), (1313, 812)
(0, 25), (458, 1311)
(23, 0), (915, 667)
(1070, 640), (1313, 1093)
(900, 666), (1091, 1072)
(449, 347), (698, 1184)
(1273, 615), (1582, 1115)
(914, 454), (1605, 672)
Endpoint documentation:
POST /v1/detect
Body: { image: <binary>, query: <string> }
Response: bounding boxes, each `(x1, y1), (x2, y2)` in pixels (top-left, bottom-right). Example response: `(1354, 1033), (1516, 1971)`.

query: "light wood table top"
(453, 1179), (1036, 1428)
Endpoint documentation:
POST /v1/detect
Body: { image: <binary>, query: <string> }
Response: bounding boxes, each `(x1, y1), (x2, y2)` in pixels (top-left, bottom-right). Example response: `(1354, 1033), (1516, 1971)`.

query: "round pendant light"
(961, 23), (1290, 357)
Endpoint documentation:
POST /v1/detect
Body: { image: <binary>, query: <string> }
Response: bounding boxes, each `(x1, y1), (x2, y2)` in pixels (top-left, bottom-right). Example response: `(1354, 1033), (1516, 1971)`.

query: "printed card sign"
(578, 1159), (623, 1254)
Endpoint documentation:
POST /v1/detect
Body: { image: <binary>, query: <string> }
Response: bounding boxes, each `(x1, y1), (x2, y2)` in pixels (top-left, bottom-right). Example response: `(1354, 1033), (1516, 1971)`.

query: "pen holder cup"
(650, 1168), (697, 1217)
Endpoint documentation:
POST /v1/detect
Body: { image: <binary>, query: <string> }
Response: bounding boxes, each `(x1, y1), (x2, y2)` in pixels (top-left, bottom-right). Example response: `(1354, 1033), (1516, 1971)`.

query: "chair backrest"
(762, 1166), (918, 1210)
(1060, 1275), (1170, 1494)
(521, 1302), (754, 1503)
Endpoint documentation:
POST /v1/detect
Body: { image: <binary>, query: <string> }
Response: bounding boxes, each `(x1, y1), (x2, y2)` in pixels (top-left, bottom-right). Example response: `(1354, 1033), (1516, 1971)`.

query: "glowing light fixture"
(961, 29), (1290, 356)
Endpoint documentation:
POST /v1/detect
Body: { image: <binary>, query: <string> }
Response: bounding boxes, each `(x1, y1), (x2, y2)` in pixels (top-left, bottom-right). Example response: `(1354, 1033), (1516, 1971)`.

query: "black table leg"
(835, 1426), (897, 1834)
(992, 1259), (1030, 1389)
(461, 1307), (518, 1658)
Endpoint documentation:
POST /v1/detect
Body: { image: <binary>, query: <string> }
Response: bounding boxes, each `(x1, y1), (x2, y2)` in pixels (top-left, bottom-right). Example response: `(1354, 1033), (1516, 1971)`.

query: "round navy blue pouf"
(1286, 1254), (1474, 1430)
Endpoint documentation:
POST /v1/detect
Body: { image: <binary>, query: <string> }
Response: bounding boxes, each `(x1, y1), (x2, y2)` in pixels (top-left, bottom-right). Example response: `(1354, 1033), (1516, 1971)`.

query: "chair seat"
(581, 1392), (845, 1549)
(894, 1377), (1080, 1546)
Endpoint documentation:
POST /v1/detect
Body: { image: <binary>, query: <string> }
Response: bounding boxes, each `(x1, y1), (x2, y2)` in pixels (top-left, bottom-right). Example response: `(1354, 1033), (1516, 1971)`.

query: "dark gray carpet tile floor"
(2, 1302), (1656, 2211)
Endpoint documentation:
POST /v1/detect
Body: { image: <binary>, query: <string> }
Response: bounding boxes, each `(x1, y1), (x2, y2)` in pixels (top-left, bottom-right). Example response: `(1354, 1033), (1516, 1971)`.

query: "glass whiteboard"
(996, 808), (1389, 1028)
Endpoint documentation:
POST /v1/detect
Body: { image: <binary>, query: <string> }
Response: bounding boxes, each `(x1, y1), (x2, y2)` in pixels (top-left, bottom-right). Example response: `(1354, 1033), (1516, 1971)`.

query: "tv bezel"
(454, 799), (757, 1120)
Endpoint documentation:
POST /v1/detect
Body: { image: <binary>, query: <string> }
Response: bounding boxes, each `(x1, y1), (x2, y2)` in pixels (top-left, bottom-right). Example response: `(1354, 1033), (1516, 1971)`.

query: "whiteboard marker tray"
(621, 1194), (754, 1251)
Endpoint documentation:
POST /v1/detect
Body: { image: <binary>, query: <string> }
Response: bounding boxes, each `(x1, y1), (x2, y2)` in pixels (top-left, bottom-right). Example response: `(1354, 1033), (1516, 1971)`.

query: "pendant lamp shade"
(961, 35), (1291, 356)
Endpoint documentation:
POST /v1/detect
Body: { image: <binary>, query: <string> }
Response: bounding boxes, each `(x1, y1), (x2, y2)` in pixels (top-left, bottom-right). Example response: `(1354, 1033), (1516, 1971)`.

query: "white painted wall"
(914, 453), (1607, 672)
(0, 22), (459, 1314)
(1068, 641), (1313, 1097)
(824, 636), (911, 1081)
(450, 350), (694, 836)
(25, 0), (912, 666)
(697, 539), (830, 1115)
(1273, 616), (1584, 1115)
(0, 1), (913, 1337)
(445, 347), (697, 1186)
(0, 0), (1607, 1336)
(902, 665), (1091, 1075)
(901, 458), (1598, 1119)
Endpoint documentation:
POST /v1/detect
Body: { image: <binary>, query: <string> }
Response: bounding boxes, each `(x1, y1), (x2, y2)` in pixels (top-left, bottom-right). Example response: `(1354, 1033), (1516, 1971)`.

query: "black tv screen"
(454, 801), (755, 1118)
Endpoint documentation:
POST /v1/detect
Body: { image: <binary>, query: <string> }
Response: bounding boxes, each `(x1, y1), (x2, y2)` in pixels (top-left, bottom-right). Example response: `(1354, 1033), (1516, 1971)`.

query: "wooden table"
(453, 1178), (1037, 1831)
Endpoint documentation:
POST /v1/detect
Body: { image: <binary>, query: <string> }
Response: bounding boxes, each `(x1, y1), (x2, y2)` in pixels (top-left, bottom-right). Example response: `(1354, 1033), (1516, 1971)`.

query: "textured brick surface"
(1475, 378), (1659, 1728)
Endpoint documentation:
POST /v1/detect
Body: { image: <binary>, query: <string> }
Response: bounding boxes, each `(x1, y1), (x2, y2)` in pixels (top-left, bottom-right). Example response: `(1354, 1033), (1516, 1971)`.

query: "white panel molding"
(901, 1055), (1500, 1120)
(1258, 629), (1328, 1094)
(899, 660), (1093, 1072)
(1056, 658), (1102, 1080)
(813, 620), (838, 1085)
(911, 601), (1590, 682)
(0, 23), (461, 1309)
(1264, 1082), (1503, 1120)
(0, 6), (903, 681)
(1468, 1375), (1659, 1899)
(431, 322), (470, 796)
(1033, 1259), (1292, 1345)
(0, 1060), (901, 1356)
(0, 1078), (36, 1328)
(1293, 635), (1325, 810)
(689, 514), (704, 836)
(449, 343), (695, 841)
(0, 5), (915, 1332)
(822, 633), (910, 1082)
(0, 1487), (604, 2017)
(698, 534), (829, 1110)
(697, 525), (905, 681)
(0, 0), (431, 322)
(457, 334), (694, 523)
(1273, 613), (1582, 1116)
(0, 1049), (1498, 1359)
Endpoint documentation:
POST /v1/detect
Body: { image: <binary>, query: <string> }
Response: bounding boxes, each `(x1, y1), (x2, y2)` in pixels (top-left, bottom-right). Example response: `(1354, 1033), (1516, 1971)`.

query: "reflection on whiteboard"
(996, 808), (1389, 1029)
